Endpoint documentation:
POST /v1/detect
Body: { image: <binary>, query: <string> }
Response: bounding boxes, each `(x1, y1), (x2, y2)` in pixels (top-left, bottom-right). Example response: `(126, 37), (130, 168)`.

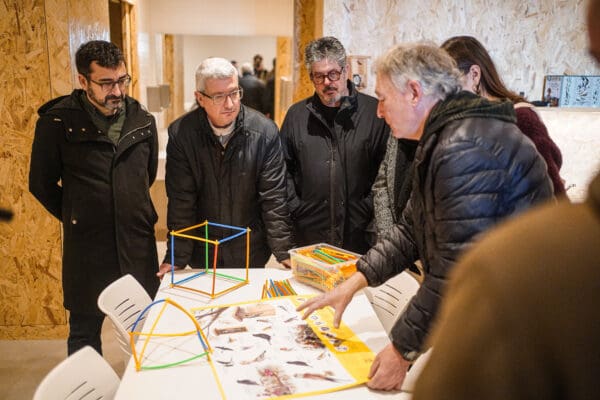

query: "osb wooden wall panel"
(292, 0), (323, 103)
(162, 34), (185, 127)
(275, 36), (292, 127)
(0, 0), (109, 340)
(122, 2), (141, 99)
(46, 0), (73, 97)
(0, 0), (64, 339)
(324, 0), (594, 102)
(172, 35), (185, 124)
(66, 0), (110, 87)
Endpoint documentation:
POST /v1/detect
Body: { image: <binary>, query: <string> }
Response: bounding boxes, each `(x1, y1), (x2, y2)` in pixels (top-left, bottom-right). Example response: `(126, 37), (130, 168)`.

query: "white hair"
(375, 43), (462, 101)
(195, 57), (238, 92)
(240, 62), (253, 75)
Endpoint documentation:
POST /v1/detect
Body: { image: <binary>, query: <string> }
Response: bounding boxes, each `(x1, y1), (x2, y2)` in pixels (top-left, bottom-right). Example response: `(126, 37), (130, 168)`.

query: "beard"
(88, 90), (124, 114)
(318, 85), (344, 107)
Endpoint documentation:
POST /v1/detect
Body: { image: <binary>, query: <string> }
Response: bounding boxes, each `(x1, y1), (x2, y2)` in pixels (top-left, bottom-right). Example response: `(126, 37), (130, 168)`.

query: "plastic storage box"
(289, 243), (361, 292)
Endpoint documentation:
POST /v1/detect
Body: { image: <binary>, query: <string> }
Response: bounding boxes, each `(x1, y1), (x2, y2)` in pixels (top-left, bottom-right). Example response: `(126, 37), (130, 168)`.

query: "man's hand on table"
(296, 271), (368, 328)
(157, 262), (183, 280)
(280, 258), (292, 269)
(367, 343), (411, 391)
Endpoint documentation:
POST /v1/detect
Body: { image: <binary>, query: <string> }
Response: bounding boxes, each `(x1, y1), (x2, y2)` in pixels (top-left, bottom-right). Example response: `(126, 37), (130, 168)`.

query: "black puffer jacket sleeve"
(359, 116), (553, 357)
(164, 118), (198, 267)
(256, 119), (295, 261)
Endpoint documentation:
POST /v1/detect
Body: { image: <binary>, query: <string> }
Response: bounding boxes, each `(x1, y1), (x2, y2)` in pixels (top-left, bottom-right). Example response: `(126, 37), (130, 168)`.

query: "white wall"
(537, 108), (600, 202)
(182, 35), (277, 108)
(136, 0), (168, 152)
(321, 0), (600, 201)
(146, 0), (293, 36)
(324, 0), (596, 103)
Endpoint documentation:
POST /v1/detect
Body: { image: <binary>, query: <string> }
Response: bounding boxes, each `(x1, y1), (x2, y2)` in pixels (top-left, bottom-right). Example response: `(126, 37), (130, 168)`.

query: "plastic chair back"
(33, 346), (119, 400)
(97, 274), (152, 360)
(363, 271), (420, 334)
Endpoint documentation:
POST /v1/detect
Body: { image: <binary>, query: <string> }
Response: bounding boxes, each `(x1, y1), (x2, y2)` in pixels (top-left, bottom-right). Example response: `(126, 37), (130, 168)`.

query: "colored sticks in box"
(261, 279), (297, 299)
(296, 245), (358, 264)
(288, 243), (361, 292)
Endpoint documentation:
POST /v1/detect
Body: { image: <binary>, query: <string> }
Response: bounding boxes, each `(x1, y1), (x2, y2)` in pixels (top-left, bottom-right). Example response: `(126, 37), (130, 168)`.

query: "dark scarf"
(423, 91), (516, 140)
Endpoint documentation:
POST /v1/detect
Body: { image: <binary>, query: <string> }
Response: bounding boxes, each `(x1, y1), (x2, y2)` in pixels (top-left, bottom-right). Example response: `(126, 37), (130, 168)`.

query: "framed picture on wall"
(543, 75), (600, 107)
(542, 75), (562, 106)
(559, 75), (600, 107)
(347, 55), (370, 91)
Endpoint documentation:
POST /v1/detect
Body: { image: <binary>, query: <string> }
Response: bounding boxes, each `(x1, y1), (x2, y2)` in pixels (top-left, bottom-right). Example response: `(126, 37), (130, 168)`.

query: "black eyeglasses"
(88, 74), (132, 92)
(199, 88), (244, 105)
(310, 68), (344, 84)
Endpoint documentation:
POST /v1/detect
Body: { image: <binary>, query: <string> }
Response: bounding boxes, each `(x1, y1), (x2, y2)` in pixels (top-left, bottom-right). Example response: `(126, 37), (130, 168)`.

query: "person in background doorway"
(29, 40), (160, 356)
(297, 43), (553, 391)
(280, 36), (389, 254)
(157, 58), (293, 278)
(413, 2), (600, 397)
(264, 58), (276, 119)
(253, 54), (268, 82)
(230, 60), (241, 78)
(441, 35), (566, 197)
(239, 62), (267, 114)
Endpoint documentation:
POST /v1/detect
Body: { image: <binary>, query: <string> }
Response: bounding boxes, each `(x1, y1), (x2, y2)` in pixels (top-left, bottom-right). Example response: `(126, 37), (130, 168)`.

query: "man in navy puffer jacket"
(298, 43), (553, 391)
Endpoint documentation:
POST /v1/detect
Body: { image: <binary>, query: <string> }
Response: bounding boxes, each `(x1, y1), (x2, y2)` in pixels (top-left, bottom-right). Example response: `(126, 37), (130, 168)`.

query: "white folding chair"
(363, 271), (420, 334)
(33, 346), (120, 400)
(97, 274), (152, 361)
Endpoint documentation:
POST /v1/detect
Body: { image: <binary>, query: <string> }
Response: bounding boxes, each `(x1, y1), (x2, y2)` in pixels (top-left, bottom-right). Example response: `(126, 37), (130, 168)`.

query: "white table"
(114, 268), (410, 399)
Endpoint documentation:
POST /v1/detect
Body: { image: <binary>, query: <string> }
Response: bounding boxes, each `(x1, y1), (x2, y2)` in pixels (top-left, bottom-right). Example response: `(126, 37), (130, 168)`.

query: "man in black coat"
(280, 36), (389, 254)
(29, 40), (160, 355)
(239, 62), (267, 114)
(157, 57), (293, 277)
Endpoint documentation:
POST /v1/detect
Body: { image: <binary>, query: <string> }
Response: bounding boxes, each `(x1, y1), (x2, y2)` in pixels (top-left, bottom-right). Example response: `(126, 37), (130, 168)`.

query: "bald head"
(589, 0), (600, 63)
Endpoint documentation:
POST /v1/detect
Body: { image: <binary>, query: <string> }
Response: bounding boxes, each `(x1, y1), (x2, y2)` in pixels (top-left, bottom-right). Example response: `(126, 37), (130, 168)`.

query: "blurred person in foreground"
(157, 57), (293, 278)
(298, 42), (553, 390)
(29, 40), (160, 355)
(413, 1), (600, 398)
(442, 35), (566, 197)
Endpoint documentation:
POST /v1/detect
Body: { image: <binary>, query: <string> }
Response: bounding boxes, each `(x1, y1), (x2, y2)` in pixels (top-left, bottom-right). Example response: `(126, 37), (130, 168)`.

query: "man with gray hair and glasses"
(298, 43), (553, 390)
(157, 57), (293, 277)
(280, 36), (389, 255)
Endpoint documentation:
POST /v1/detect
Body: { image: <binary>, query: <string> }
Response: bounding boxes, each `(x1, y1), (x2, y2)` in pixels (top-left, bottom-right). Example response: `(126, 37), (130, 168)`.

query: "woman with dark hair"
(441, 36), (566, 196)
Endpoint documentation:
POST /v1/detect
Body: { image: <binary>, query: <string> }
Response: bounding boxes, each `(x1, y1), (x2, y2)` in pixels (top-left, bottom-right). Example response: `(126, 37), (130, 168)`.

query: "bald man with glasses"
(157, 57), (294, 277)
(280, 36), (389, 254)
(29, 40), (160, 356)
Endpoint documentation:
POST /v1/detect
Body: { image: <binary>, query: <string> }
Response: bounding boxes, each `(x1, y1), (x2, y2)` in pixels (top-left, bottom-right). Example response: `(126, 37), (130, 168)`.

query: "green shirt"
(80, 91), (126, 145)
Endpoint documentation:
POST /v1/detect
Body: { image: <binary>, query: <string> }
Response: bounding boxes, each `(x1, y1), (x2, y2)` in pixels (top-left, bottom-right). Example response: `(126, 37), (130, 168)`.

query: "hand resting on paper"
(296, 271), (368, 328)
(367, 343), (411, 391)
